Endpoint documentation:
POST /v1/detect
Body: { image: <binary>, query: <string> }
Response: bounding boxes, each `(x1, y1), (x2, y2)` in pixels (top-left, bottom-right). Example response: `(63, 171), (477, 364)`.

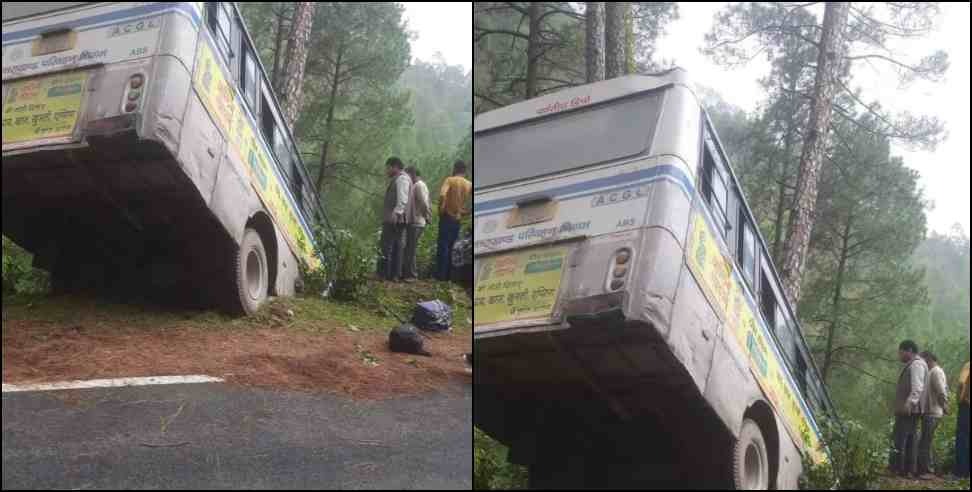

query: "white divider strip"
(2, 375), (223, 393)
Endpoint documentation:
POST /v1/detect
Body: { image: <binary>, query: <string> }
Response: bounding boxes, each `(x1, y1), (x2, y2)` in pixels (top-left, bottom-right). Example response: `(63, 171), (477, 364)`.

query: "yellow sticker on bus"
(474, 246), (568, 327)
(687, 212), (827, 464)
(192, 40), (319, 269)
(2, 71), (88, 146)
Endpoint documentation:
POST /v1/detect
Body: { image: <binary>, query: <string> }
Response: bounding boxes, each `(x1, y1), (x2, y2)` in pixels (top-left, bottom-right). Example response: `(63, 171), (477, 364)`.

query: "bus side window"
(229, 12), (242, 81)
(725, 190), (737, 256)
(260, 83), (275, 144)
(243, 50), (259, 116)
(759, 261), (777, 331)
(291, 162), (304, 211)
(796, 345), (809, 395)
(702, 139), (730, 239)
(738, 215), (757, 290)
(273, 127), (290, 173)
(208, 3), (234, 63)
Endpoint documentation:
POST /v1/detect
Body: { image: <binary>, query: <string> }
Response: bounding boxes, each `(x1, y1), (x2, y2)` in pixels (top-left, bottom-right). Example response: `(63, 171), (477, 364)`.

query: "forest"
(238, 2), (472, 277)
(474, 2), (969, 490)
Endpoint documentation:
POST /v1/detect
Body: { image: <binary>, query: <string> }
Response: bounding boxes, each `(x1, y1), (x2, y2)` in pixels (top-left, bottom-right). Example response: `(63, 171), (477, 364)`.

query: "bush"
(313, 228), (377, 302)
(800, 417), (889, 490)
(474, 428), (529, 490)
(933, 398), (961, 476)
(2, 236), (49, 296)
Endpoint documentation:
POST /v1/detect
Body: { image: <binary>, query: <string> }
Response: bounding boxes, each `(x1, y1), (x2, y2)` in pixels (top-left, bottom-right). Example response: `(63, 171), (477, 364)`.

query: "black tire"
(233, 228), (269, 315)
(733, 419), (771, 490)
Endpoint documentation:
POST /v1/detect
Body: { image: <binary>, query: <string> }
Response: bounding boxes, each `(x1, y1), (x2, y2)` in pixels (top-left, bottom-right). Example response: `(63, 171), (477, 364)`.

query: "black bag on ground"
(389, 324), (431, 356)
(412, 300), (453, 332)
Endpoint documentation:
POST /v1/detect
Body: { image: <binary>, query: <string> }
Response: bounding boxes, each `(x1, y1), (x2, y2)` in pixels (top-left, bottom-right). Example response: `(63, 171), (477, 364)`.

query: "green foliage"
(474, 428), (528, 490)
(474, 2), (679, 112)
(2, 236), (49, 296)
(239, 2), (470, 242)
(800, 418), (889, 491)
(317, 229), (377, 302)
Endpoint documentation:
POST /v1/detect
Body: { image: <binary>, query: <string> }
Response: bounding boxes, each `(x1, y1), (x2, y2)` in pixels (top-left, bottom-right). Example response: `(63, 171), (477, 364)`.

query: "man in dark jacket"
(379, 157), (412, 281)
(891, 340), (928, 478)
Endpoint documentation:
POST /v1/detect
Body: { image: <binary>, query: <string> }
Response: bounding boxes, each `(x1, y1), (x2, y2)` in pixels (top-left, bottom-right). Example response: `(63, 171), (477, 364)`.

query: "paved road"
(2, 383), (471, 490)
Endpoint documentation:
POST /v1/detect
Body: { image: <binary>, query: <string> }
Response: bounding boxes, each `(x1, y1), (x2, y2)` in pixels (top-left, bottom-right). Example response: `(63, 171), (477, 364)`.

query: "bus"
(473, 69), (838, 490)
(2, 2), (324, 314)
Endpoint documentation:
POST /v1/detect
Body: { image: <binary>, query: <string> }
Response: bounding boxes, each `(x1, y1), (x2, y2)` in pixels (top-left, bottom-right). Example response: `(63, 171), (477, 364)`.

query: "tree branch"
(832, 360), (896, 386)
(474, 92), (505, 108)
(475, 28), (530, 43)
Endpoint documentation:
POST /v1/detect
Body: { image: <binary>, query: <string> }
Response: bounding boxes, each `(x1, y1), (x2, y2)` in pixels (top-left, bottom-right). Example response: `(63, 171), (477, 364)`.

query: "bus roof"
(474, 68), (693, 134)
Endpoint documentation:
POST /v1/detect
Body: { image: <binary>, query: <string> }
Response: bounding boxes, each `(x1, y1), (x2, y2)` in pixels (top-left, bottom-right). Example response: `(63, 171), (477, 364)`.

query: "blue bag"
(412, 300), (453, 332)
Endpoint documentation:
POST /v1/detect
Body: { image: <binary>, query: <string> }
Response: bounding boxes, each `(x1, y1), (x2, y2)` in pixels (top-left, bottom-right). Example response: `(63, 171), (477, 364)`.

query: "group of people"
(380, 158), (471, 283)
(891, 340), (970, 480)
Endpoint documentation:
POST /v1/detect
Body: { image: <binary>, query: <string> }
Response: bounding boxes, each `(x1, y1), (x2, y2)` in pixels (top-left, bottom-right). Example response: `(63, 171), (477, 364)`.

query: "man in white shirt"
(403, 166), (432, 282)
(918, 351), (949, 479)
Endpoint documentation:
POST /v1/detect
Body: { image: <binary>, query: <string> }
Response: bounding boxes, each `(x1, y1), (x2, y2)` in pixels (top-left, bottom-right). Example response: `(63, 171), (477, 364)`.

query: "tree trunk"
(605, 2), (626, 79)
(779, 1), (850, 307)
(822, 216), (853, 384)
(772, 78), (799, 262)
(526, 2), (542, 99)
(279, 2), (316, 131)
(314, 45), (345, 194)
(585, 2), (605, 83)
(624, 3), (635, 74)
(271, 5), (289, 91)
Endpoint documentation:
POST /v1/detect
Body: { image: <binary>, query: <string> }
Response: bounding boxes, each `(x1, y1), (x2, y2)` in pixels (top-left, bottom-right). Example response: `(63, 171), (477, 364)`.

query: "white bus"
(2, 2), (323, 314)
(473, 69), (837, 489)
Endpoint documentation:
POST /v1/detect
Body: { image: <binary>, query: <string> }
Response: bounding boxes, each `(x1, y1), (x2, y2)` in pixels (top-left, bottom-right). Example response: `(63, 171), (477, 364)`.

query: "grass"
(2, 278), (472, 335)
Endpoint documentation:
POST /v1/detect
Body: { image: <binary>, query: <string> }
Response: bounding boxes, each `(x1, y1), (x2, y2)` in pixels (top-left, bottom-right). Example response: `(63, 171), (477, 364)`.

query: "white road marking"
(1, 375), (223, 393)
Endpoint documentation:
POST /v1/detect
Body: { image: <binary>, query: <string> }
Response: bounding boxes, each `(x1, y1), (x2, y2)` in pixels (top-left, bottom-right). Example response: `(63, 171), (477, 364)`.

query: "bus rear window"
(474, 92), (663, 188)
(2, 2), (92, 22)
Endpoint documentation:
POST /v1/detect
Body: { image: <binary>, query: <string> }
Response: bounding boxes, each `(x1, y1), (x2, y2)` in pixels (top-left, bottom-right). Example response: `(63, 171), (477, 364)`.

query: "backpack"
(412, 301), (453, 333)
(389, 324), (431, 357)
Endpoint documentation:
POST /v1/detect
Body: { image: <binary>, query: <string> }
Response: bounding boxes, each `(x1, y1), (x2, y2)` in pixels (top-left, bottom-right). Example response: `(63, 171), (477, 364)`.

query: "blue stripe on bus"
(2, 2), (201, 45)
(474, 164), (695, 217)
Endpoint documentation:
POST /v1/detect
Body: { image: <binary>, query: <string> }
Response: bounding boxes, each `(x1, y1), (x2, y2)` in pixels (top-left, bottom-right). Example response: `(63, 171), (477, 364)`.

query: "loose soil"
(2, 291), (472, 401)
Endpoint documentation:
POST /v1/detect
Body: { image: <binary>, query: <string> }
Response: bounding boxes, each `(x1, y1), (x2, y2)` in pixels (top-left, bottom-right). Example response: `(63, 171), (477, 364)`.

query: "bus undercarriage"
(476, 319), (746, 489)
(2, 128), (239, 307)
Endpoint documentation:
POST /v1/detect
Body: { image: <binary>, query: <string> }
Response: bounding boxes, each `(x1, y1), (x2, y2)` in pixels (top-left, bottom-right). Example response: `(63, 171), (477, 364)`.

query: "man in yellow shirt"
(955, 361), (970, 478)
(435, 160), (471, 281)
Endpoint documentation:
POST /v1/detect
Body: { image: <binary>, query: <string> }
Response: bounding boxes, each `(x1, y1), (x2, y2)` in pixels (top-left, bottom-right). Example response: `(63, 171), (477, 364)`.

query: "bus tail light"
(123, 74), (145, 113)
(608, 248), (633, 291)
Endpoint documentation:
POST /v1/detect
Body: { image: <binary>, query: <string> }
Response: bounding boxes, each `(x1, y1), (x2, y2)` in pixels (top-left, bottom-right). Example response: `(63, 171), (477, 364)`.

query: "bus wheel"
(733, 419), (770, 490)
(234, 228), (269, 315)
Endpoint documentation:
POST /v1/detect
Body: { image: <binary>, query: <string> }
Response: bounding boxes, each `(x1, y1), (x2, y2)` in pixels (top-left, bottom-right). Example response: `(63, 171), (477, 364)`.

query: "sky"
(402, 2), (472, 74)
(654, 2), (970, 236)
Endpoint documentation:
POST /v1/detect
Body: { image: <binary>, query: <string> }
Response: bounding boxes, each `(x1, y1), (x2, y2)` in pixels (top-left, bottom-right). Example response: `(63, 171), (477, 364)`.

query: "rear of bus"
(474, 69), (701, 382)
(2, 2), (219, 291)
(2, 3), (301, 310)
(472, 70), (748, 484)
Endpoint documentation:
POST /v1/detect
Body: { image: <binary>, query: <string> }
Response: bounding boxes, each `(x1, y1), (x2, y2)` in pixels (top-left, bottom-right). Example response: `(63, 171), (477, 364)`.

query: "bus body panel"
(1, 3), (193, 82)
(668, 255), (718, 395)
(648, 83), (701, 181)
